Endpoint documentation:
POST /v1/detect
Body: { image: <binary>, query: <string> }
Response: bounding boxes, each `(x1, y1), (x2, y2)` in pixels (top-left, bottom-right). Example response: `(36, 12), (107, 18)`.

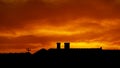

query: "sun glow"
(70, 42), (103, 48)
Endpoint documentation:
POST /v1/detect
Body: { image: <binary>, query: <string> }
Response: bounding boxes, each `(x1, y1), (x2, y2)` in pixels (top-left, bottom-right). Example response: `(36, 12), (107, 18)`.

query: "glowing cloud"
(0, 0), (120, 53)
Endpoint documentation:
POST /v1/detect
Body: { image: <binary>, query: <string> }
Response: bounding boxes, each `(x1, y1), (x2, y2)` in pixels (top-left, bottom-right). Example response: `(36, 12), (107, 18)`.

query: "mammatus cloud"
(0, 0), (120, 53)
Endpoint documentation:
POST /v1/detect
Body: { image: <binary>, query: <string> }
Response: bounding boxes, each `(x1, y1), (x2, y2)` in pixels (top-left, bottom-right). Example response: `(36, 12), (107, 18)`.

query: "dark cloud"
(0, 0), (120, 30)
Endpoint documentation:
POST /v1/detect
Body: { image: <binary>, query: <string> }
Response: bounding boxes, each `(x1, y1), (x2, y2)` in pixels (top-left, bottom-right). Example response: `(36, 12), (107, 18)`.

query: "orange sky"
(0, 0), (120, 53)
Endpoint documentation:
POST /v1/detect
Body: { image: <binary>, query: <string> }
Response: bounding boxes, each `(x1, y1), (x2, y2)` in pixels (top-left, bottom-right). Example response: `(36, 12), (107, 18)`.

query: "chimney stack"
(57, 42), (61, 49)
(64, 42), (70, 49)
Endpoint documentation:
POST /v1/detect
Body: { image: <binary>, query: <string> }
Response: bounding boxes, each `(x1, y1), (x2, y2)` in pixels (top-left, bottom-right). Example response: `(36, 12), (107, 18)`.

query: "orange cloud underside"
(1, 18), (120, 53)
(0, 0), (120, 53)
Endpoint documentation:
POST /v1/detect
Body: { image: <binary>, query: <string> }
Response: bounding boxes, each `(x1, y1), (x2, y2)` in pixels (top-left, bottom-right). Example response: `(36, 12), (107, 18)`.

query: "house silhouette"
(56, 42), (102, 50)
(0, 42), (120, 66)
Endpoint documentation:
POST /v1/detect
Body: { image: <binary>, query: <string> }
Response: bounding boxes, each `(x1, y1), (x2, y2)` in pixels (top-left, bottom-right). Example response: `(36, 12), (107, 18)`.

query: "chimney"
(57, 42), (61, 49)
(64, 42), (70, 49)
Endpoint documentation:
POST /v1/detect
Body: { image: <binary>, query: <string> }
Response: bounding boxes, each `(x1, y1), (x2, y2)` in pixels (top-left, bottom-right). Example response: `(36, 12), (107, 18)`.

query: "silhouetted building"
(57, 42), (61, 49)
(64, 42), (70, 49)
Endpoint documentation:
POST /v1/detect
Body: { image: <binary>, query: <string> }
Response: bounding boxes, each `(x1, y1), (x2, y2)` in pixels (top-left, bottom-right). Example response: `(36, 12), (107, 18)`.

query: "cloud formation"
(0, 0), (120, 53)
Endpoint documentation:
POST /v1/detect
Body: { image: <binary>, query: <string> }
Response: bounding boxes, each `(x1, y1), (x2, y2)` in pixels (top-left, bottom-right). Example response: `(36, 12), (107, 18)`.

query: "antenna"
(26, 48), (31, 53)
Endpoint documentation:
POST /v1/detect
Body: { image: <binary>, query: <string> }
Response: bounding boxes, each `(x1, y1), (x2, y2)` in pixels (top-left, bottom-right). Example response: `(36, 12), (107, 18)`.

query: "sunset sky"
(0, 0), (120, 53)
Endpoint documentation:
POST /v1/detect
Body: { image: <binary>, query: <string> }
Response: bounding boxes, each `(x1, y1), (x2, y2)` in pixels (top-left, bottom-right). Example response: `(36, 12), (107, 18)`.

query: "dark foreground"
(0, 49), (120, 67)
